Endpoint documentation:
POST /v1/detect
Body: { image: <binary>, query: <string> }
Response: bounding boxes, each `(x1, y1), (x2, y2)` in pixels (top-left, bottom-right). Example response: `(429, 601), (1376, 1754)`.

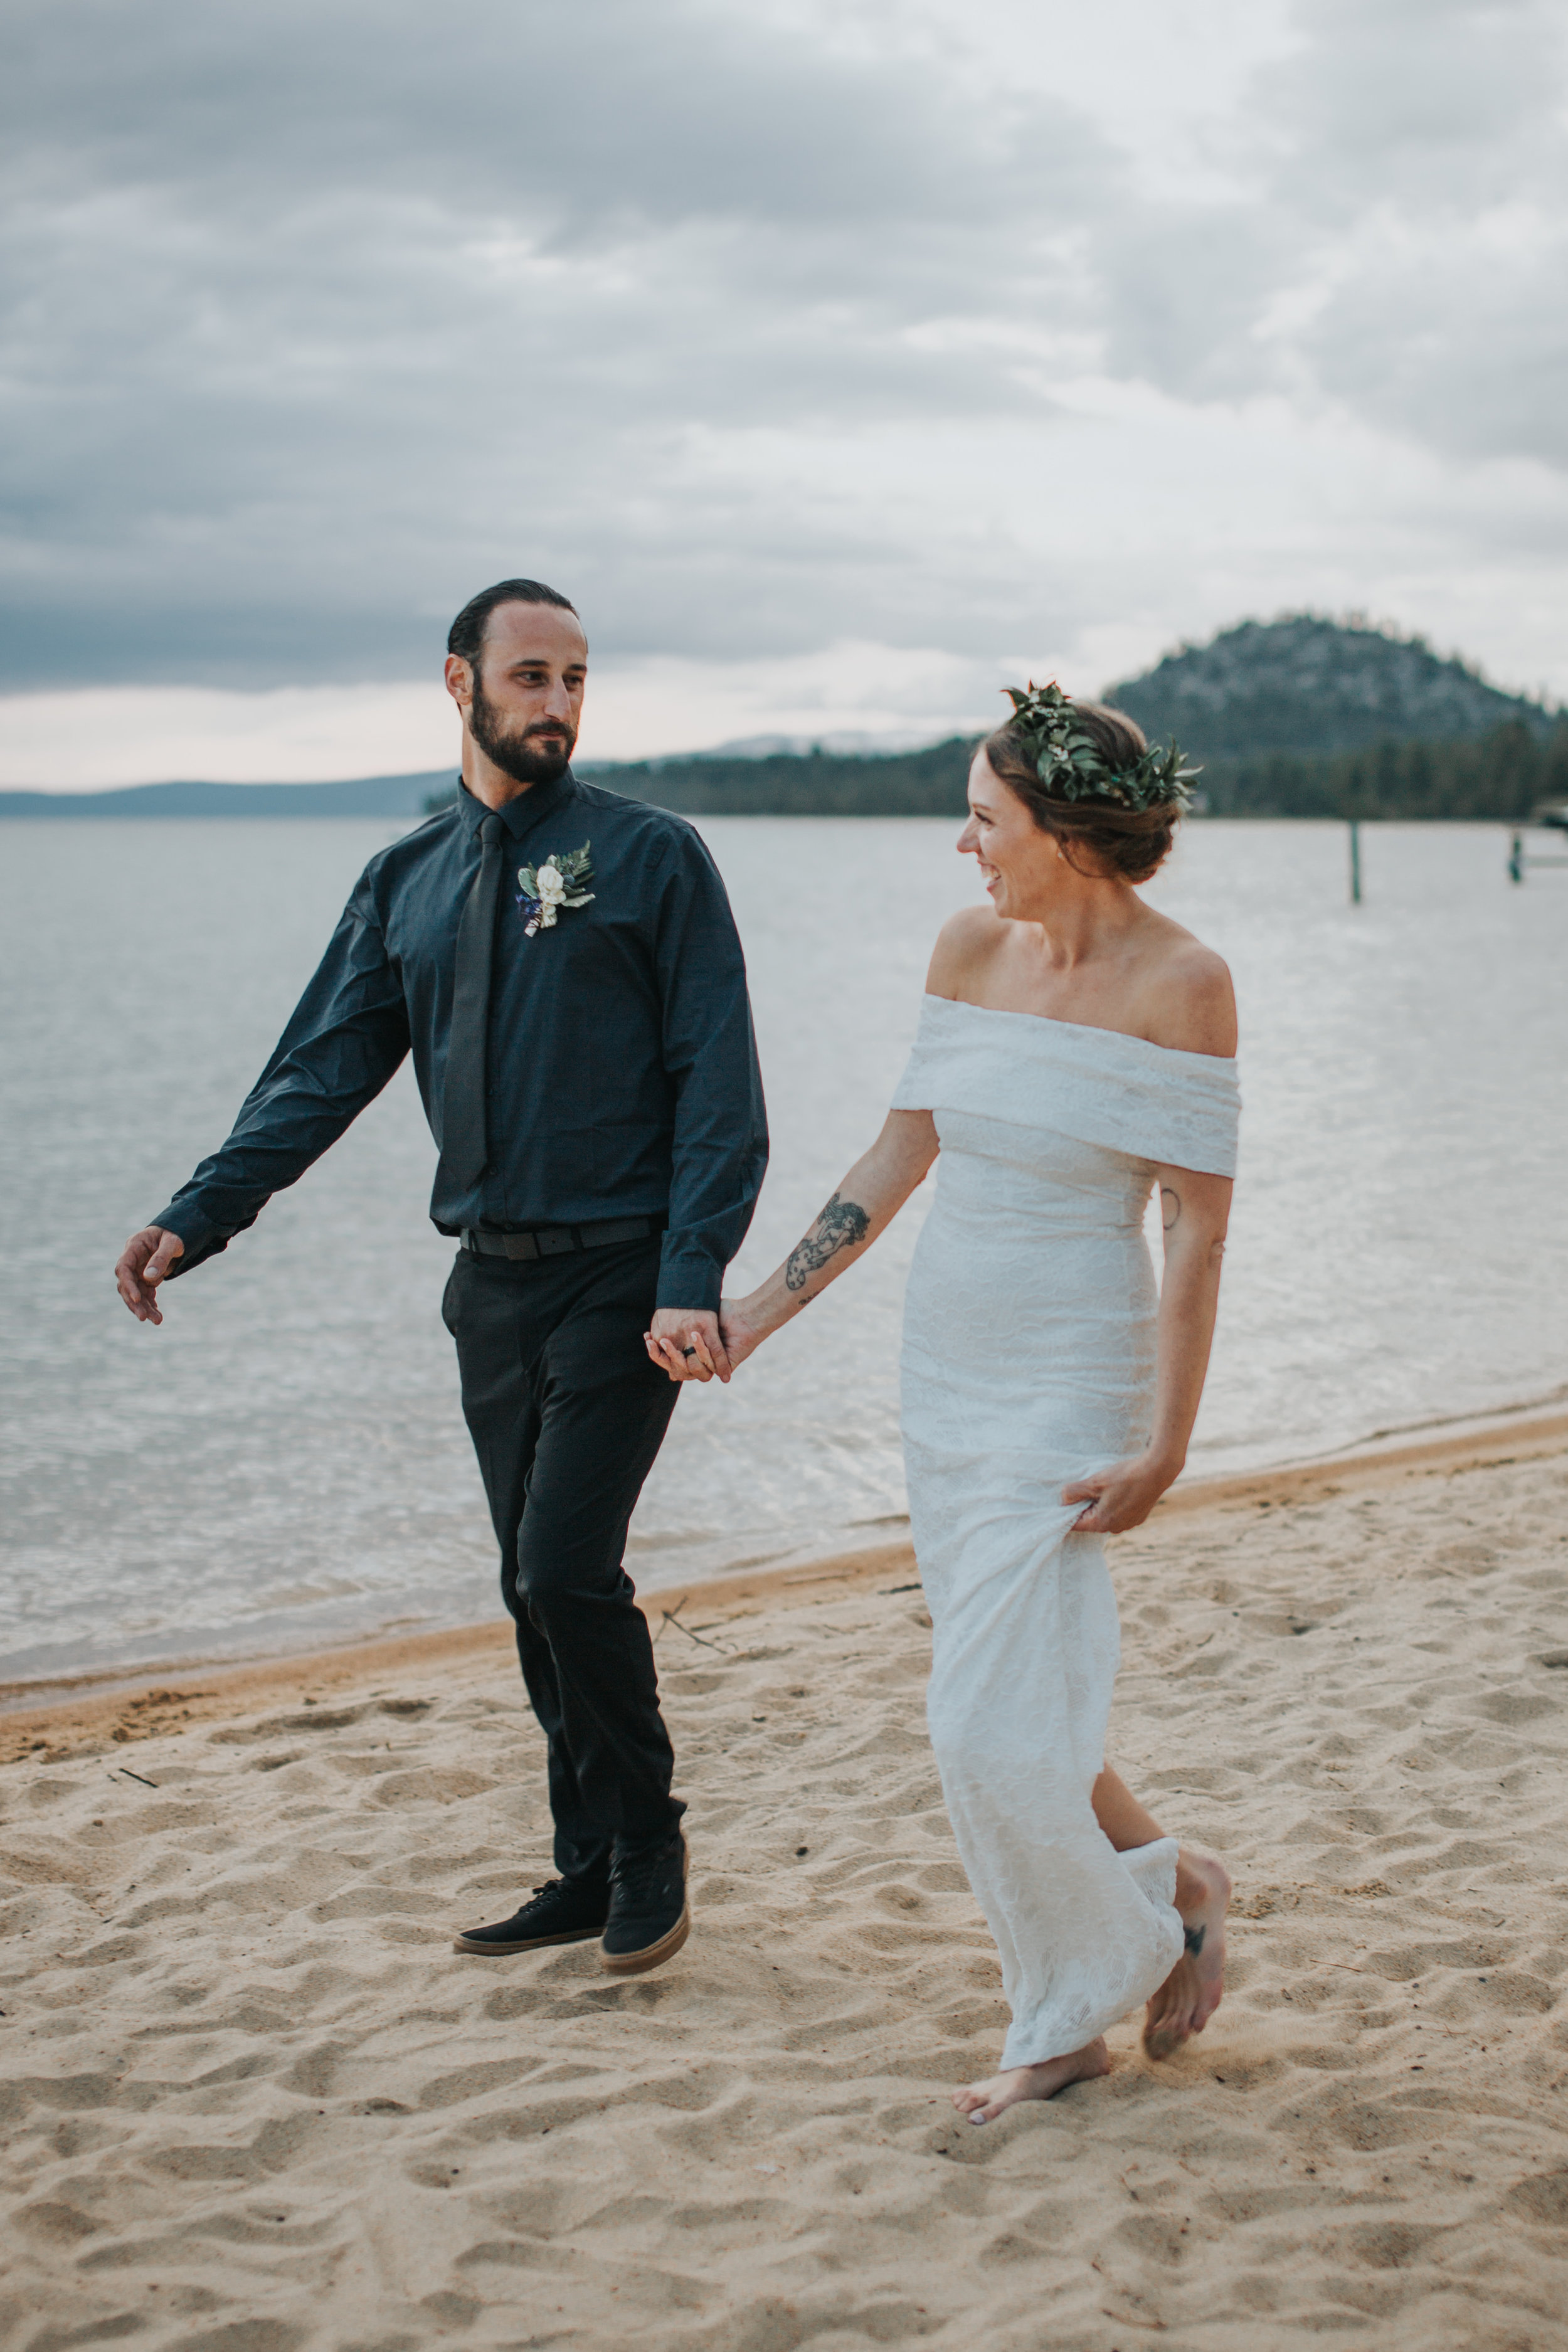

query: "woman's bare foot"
(952, 2037), (1110, 2124)
(1143, 1847), (1231, 2060)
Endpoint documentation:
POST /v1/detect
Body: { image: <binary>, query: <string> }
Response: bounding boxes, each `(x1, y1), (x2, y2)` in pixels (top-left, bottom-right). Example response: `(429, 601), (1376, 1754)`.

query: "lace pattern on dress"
(894, 994), (1239, 2067)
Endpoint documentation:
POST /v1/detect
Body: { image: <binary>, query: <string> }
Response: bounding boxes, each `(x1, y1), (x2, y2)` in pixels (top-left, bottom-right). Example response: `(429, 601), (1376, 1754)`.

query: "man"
(115, 579), (768, 1975)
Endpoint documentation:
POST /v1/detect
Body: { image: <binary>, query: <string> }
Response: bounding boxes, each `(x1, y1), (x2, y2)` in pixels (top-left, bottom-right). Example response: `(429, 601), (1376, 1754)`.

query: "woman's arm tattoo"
(785, 1192), (871, 1291)
(1162, 1180), (1226, 1266)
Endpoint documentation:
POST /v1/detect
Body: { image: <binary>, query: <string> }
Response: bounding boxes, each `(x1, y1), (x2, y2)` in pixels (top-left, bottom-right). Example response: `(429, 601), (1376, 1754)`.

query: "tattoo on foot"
(785, 1193), (870, 1291)
(1184, 1923), (1206, 1956)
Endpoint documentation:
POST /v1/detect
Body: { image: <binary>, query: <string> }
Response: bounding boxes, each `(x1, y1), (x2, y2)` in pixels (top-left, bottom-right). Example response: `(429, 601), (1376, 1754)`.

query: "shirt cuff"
(655, 1239), (722, 1314)
(148, 1201), (230, 1279)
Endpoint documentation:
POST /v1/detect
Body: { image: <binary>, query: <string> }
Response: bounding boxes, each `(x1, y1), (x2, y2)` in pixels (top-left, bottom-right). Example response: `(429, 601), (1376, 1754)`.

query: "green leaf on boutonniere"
(516, 840), (595, 935)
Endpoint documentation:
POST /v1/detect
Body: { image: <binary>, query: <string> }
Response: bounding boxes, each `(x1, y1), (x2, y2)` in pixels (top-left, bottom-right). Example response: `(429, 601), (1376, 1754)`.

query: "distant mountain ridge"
(2, 618), (1559, 820)
(1106, 615), (1555, 761)
(0, 770), (453, 819)
(0, 732), (931, 816)
(637, 728), (943, 763)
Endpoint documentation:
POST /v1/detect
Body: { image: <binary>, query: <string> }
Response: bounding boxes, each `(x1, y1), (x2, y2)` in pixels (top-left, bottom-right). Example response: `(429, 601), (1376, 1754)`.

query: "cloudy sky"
(4, 0), (1566, 784)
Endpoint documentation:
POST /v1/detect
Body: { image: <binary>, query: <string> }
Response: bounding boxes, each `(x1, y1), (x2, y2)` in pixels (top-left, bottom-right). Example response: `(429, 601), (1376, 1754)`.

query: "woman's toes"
(955, 2071), (1015, 2120)
(954, 2047), (1108, 2116)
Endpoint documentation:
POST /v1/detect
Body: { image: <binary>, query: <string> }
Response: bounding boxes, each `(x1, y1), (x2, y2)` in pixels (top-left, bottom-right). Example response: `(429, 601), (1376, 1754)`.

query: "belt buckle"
(502, 1231), (540, 1262)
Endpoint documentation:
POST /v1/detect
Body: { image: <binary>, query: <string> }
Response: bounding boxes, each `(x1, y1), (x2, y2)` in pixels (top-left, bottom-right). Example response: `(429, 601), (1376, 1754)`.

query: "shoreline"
(7, 1400), (1566, 1761)
(8, 1426), (1568, 2343)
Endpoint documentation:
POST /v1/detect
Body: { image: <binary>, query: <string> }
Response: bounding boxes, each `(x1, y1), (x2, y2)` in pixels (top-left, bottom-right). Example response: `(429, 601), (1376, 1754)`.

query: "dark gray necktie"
(438, 811), (505, 1195)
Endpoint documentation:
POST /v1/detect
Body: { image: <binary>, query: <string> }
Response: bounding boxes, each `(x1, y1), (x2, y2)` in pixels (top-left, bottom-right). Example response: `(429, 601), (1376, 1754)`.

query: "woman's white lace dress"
(891, 995), (1241, 2067)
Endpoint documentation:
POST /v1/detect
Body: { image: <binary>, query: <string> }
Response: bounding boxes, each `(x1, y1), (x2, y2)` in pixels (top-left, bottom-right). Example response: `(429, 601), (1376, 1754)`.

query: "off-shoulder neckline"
(923, 992), (1237, 1069)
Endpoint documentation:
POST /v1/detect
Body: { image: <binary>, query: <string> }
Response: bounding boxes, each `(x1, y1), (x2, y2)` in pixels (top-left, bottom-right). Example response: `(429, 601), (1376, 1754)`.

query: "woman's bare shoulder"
(924, 904), (1000, 997)
(1138, 918), (1237, 1056)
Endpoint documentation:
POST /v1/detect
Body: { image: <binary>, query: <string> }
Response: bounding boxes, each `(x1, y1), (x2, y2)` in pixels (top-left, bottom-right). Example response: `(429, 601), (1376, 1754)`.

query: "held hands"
(114, 1226), (184, 1325)
(644, 1307), (735, 1384)
(649, 1154), (903, 1387)
(1062, 1450), (1182, 1536)
(644, 1299), (767, 1384)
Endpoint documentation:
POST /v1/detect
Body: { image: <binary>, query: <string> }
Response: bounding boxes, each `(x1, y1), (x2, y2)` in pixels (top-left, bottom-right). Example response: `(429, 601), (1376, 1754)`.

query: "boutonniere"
(516, 842), (595, 936)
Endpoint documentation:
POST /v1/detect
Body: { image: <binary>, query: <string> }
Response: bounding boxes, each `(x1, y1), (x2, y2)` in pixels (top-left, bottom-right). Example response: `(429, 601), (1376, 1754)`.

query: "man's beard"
(469, 676), (576, 787)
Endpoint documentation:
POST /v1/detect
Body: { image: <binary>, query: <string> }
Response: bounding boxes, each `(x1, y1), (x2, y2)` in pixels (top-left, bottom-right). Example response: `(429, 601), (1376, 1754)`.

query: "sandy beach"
(5, 1426), (1568, 2351)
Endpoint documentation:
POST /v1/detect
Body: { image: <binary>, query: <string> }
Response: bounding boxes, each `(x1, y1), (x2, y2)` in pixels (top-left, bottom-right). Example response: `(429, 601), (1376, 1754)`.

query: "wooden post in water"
(1348, 818), (1362, 905)
(1509, 831), (1524, 884)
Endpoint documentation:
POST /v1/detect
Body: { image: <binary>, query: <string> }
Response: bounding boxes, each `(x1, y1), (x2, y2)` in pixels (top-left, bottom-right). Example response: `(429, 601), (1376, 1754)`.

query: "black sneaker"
(600, 1832), (691, 1975)
(452, 1876), (609, 1956)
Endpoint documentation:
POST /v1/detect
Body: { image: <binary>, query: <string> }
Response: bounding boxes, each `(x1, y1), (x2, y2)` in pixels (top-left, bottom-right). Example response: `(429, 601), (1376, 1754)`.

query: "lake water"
(3, 815), (1566, 1692)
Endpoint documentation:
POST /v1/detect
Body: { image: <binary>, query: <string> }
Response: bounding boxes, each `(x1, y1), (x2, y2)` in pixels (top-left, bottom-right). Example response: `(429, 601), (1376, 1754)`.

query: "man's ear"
(443, 654), (474, 711)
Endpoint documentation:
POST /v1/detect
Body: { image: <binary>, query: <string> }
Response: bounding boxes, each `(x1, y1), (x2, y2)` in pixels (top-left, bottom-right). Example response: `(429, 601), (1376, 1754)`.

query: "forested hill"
(590, 738), (974, 818)
(1107, 615), (1553, 760)
(617, 726), (1568, 823)
(603, 615), (1565, 818)
(4, 619), (1562, 823)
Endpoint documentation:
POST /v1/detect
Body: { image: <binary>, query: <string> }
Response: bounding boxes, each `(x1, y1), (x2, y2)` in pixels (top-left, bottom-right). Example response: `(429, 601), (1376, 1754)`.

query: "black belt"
(461, 1216), (664, 1263)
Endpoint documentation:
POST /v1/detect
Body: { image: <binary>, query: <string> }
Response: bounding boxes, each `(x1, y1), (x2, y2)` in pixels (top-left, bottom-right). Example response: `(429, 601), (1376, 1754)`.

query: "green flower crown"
(1000, 681), (1200, 814)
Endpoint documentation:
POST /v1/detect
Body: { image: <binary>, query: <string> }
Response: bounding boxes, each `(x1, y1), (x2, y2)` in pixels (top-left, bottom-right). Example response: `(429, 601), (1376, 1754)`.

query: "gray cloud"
(1, 0), (1564, 691)
(1149, 0), (1568, 456)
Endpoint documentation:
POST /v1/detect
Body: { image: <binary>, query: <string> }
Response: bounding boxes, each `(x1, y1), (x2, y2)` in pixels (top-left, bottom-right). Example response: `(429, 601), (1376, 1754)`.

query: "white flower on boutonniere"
(516, 842), (595, 937)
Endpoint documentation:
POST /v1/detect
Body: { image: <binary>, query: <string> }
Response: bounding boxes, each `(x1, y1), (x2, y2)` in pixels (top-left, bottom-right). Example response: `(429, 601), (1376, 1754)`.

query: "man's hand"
(115, 1226), (185, 1325)
(1061, 1450), (1181, 1536)
(644, 1308), (733, 1384)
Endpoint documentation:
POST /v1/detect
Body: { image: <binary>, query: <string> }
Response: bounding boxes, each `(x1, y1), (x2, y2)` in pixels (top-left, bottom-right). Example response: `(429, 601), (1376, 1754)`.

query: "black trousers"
(442, 1236), (684, 1883)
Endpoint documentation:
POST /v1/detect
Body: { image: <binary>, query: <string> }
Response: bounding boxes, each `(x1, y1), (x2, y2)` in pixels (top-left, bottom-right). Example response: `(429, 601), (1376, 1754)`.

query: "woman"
(649, 686), (1239, 2124)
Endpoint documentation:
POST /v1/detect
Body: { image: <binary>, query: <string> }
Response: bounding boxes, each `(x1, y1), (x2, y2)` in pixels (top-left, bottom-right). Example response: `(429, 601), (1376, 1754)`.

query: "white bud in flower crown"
(536, 864), (567, 901)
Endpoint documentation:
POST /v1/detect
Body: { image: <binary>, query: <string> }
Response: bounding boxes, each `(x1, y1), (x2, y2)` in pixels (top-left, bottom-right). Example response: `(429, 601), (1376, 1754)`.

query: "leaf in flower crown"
(1001, 681), (1199, 812)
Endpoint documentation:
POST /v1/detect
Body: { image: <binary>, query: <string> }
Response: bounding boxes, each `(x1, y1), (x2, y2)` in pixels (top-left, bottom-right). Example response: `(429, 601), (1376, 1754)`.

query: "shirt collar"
(456, 769), (579, 846)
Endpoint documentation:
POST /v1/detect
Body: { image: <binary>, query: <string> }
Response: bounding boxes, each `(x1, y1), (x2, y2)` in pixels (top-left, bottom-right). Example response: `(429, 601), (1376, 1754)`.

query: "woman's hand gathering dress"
(891, 996), (1241, 2068)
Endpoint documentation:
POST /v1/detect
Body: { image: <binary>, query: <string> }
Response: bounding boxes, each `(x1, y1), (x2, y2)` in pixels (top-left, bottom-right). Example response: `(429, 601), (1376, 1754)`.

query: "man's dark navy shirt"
(153, 771), (769, 1311)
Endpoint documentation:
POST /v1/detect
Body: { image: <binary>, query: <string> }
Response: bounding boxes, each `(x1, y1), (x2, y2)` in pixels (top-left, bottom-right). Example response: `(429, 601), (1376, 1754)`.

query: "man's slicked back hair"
(447, 578), (579, 672)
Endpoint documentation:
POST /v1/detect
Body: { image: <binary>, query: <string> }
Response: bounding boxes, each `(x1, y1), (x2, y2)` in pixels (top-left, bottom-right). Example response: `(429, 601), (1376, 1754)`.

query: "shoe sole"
(452, 1925), (605, 1956)
(598, 1902), (692, 1976)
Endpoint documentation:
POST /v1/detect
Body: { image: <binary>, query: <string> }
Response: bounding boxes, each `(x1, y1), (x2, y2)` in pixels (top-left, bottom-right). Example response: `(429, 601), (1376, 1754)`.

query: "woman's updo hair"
(982, 699), (1180, 884)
